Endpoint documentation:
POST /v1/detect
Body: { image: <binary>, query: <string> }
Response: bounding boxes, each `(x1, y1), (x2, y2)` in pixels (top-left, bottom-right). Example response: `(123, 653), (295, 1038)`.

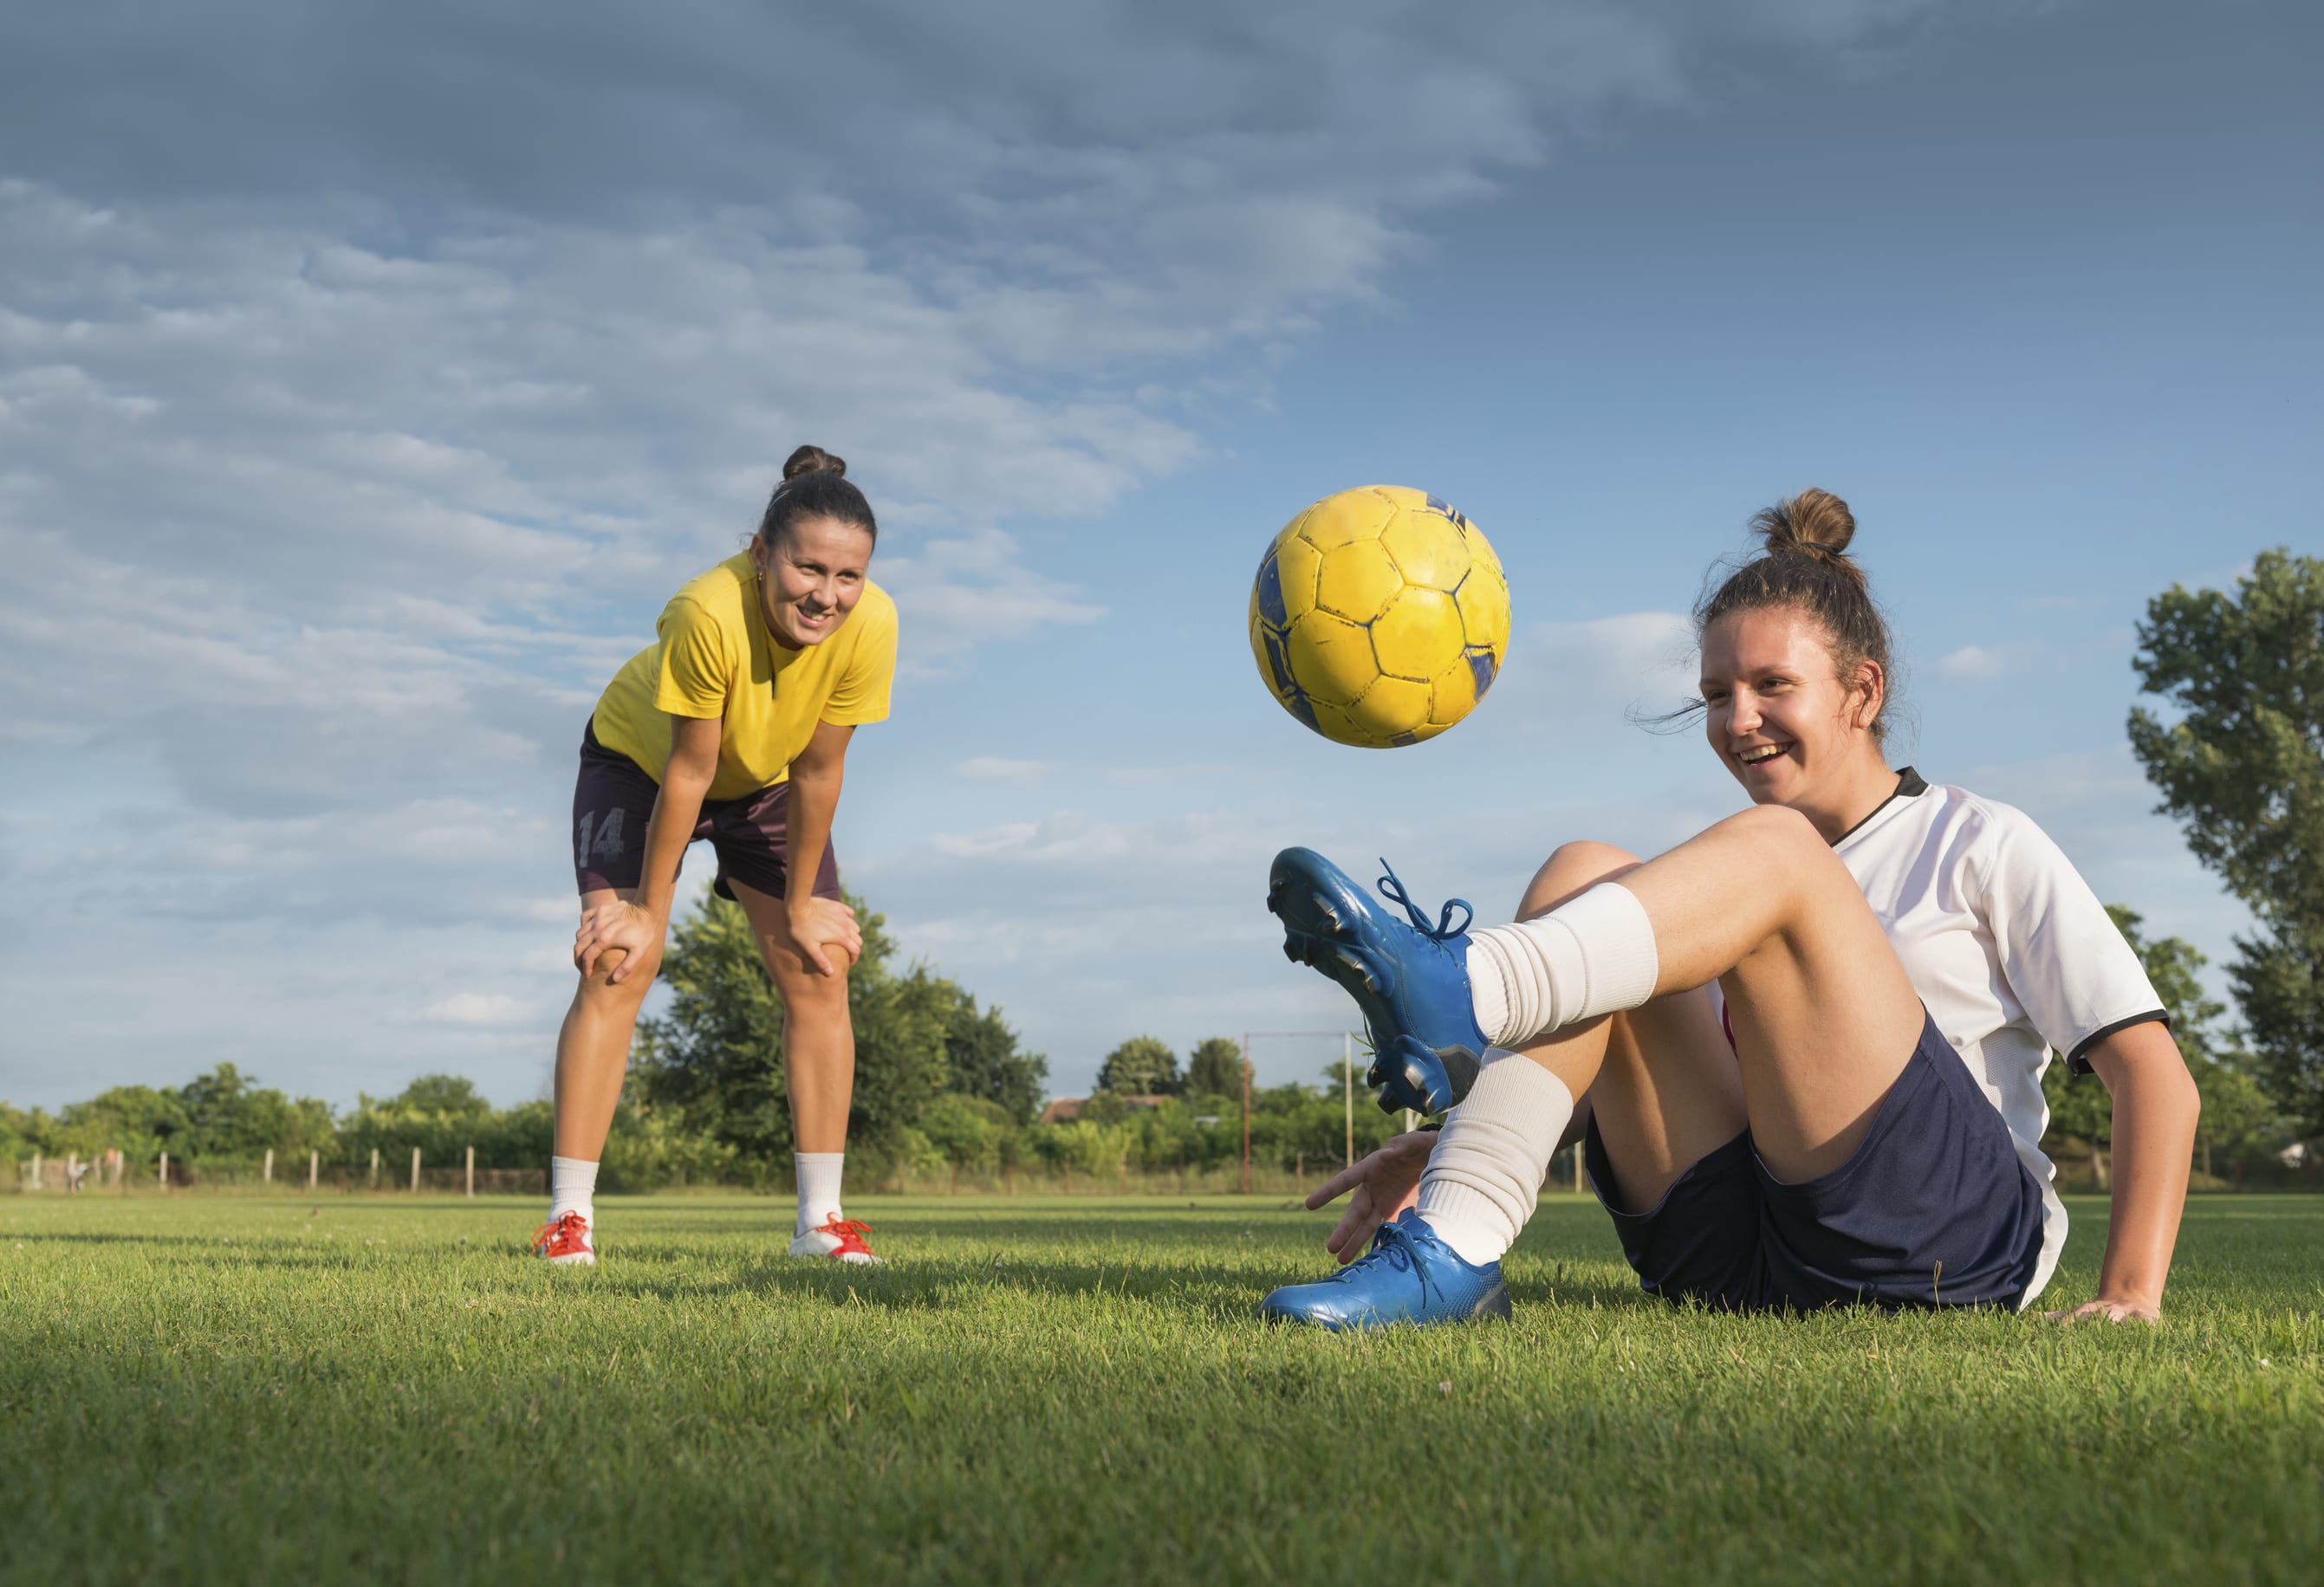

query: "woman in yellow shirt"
(535, 445), (899, 1266)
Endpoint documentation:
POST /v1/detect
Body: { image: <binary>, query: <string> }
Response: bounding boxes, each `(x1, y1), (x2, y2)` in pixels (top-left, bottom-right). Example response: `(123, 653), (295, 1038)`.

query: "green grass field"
(3, 1191), (2318, 1584)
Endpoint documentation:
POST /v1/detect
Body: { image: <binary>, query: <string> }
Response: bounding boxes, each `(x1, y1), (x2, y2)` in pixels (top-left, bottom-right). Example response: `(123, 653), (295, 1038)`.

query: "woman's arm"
(2054, 1020), (2199, 1323)
(781, 718), (857, 976)
(576, 714), (721, 983)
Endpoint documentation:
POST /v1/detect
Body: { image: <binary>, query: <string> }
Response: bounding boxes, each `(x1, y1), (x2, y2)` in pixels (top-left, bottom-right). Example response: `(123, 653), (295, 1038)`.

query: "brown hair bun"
(1749, 488), (1855, 559)
(782, 444), (846, 480)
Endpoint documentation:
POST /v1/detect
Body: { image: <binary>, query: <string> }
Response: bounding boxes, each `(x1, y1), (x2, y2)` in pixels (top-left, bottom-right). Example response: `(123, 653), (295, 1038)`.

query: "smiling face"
(1700, 605), (1891, 819)
(753, 514), (874, 648)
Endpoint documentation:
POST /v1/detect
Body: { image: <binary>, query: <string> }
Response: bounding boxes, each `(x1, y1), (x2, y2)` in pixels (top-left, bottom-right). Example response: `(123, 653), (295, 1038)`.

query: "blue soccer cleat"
(1258, 1209), (1511, 1331)
(1267, 847), (1489, 1113)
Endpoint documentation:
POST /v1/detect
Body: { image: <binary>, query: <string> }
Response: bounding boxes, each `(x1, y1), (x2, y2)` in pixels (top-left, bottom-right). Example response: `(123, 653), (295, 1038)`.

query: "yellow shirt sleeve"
(652, 597), (732, 720)
(821, 594), (898, 726)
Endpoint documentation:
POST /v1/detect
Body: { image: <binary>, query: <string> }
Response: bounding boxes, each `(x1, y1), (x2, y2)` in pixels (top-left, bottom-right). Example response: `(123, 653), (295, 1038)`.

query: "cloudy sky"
(2, 0), (2316, 1108)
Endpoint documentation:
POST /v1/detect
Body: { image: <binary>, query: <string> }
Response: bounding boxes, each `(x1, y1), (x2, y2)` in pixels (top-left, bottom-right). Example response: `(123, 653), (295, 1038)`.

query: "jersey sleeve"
(820, 595), (897, 726)
(1975, 804), (2168, 1074)
(652, 597), (733, 720)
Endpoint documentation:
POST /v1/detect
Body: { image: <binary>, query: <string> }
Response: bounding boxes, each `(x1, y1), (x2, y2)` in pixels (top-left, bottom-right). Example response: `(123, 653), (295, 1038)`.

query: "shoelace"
(818, 1215), (876, 1255)
(1331, 1218), (1446, 1307)
(532, 1210), (588, 1253)
(1375, 858), (1473, 942)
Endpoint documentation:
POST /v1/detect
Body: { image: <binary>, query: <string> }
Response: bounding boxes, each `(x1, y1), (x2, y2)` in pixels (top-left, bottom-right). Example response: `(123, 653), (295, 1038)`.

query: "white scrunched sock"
(1464, 882), (1660, 1048)
(549, 1156), (599, 1223)
(795, 1152), (845, 1238)
(1416, 1051), (1574, 1266)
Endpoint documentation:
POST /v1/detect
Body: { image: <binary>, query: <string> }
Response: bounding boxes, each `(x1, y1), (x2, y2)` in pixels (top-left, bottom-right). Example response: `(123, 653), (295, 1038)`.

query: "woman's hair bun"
(1749, 488), (1854, 557)
(782, 444), (846, 480)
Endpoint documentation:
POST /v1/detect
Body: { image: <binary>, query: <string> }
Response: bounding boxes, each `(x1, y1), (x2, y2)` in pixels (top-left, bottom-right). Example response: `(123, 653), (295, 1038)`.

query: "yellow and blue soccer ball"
(1248, 485), (1511, 748)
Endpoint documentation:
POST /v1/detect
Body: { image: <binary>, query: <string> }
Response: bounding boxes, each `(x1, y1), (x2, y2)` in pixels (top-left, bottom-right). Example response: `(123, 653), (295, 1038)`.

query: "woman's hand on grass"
(575, 900), (666, 985)
(779, 896), (863, 977)
(2045, 1296), (2162, 1325)
(1305, 1130), (1437, 1264)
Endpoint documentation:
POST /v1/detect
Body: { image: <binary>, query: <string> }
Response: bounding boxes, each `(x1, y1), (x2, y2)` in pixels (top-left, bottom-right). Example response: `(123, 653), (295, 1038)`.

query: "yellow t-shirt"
(591, 553), (897, 800)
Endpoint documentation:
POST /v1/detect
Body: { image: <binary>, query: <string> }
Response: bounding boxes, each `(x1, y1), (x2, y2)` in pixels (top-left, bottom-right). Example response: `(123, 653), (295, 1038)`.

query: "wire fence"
(10, 1143), (2317, 1197)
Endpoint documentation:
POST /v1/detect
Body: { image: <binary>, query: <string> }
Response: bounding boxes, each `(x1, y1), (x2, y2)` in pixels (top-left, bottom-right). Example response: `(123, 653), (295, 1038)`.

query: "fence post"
(159, 1151), (168, 1192)
(410, 1147), (421, 1194)
(308, 1150), (319, 1191)
(465, 1146), (475, 1200)
(1574, 1142), (1585, 1195)
(1240, 1035), (1252, 1195)
(263, 1148), (274, 1185)
(29, 1151), (40, 1192)
(369, 1148), (380, 1190)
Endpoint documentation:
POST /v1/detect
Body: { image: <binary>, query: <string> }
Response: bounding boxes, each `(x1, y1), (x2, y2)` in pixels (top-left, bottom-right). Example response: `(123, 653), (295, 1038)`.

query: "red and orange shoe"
(531, 1210), (595, 1266)
(788, 1213), (884, 1266)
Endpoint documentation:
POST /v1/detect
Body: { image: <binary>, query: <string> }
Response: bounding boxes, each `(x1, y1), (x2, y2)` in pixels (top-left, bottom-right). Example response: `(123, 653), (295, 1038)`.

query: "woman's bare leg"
(1493, 803), (1924, 1186)
(1499, 844), (1744, 1215)
(729, 878), (855, 1154)
(553, 885), (653, 1159)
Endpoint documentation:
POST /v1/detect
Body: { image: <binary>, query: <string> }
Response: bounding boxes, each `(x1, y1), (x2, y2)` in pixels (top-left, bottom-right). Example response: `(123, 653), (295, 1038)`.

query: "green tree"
(1095, 1036), (1180, 1098)
(1185, 1037), (1244, 1100)
(2130, 548), (2324, 1130)
(919, 1093), (1014, 1176)
(633, 892), (950, 1171)
(936, 989), (1048, 1124)
(2042, 905), (2280, 1181)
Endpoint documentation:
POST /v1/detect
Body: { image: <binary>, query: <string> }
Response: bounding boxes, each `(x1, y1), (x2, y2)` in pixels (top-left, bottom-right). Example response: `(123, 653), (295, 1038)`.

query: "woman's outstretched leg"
(1262, 806), (1926, 1325)
(1468, 802), (1921, 1181)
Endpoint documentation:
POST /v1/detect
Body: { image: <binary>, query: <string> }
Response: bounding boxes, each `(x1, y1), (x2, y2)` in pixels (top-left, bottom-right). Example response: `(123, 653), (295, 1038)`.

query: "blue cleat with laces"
(1267, 847), (1489, 1114)
(1257, 1208), (1510, 1331)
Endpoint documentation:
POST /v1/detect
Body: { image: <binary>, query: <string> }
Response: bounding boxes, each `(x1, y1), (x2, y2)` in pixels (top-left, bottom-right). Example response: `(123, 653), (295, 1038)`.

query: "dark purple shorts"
(1584, 1011), (2044, 1312)
(571, 718), (841, 905)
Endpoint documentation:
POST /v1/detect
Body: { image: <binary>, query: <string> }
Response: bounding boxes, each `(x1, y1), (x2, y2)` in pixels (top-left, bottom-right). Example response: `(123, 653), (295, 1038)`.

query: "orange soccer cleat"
(788, 1213), (884, 1265)
(531, 1210), (596, 1266)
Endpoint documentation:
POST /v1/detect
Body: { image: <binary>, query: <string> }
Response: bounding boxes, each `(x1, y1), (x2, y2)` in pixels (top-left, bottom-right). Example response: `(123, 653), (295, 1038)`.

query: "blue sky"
(1, 0), (2316, 1108)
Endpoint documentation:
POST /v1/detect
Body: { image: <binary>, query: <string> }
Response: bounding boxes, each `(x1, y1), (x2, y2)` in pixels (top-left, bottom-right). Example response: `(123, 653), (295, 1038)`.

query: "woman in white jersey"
(1260, 490), (2197, 1325)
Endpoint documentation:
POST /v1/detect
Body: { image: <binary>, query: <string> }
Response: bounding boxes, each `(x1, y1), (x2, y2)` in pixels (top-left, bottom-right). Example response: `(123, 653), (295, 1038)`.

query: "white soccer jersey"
(1831, 769), (2167, 1302)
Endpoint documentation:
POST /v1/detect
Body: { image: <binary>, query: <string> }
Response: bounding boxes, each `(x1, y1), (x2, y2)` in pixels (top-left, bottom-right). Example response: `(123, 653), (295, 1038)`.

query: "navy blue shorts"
(1584, 1012), (2044, 1312)
(571, 718), (841, 906)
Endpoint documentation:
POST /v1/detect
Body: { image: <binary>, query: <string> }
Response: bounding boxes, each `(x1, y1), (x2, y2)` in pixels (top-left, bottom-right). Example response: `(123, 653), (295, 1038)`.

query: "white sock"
(549, 1156), (598, 1224)
(1464, 882), (1660, 1048)
(1416, 1052), (1574, 1266)
(795, 1152), (844, 1238)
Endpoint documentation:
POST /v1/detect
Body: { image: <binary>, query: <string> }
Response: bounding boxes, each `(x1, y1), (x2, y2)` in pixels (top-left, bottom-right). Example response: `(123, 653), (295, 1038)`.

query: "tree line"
(1, 899), (1399, 1189)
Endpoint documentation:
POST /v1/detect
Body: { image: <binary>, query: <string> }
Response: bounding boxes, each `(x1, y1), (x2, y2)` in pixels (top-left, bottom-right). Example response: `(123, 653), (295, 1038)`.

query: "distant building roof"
(1037, 1093), (1178, 1125)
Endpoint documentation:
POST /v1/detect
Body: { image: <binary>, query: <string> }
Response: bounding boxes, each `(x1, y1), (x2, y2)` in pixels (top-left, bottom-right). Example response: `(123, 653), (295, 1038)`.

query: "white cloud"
(1488, 612), (1698, 731)
(954, 757), (1060, 785)
(1937, 641), (2044, 682)
(420, 993), (534, 1027)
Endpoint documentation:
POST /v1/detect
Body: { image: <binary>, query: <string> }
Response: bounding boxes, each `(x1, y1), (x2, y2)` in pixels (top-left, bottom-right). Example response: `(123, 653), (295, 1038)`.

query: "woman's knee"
(1519, 840), (1643, 917)
(768, 958), (851, 1014)
(575, 952), (654, 1006)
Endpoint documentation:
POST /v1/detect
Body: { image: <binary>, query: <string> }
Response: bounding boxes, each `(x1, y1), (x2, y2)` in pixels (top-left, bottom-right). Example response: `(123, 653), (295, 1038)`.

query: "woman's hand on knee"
(776, 895), (863, 978)
(575, 900), (665, 986)
(1306, 1130), (1436, 1264)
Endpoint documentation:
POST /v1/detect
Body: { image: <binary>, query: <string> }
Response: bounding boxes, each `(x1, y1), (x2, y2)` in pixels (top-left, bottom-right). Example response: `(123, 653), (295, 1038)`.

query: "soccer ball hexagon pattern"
(1249, 485), (1511, 747)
